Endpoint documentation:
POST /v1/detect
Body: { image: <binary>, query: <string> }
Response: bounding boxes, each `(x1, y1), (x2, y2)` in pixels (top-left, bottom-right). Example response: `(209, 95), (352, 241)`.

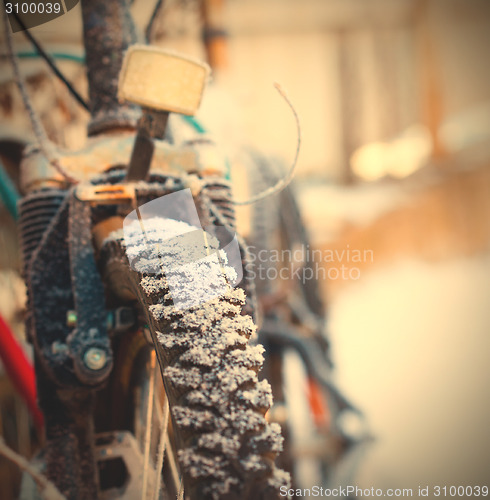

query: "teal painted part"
(0, 160), (20, 219)
(224, 158), (231, 181)
(181, 114), (207, 134)
(180, 116), (231, 180)
(17, 51), (85, 64)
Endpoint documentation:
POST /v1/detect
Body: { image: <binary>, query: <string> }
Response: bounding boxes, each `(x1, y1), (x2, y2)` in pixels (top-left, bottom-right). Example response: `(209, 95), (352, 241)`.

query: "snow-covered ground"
(328, 254), (490, 494)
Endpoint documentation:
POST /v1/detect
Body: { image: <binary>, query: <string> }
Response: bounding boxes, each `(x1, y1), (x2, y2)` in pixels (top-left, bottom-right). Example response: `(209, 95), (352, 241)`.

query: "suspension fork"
(80, 0), (140, 135)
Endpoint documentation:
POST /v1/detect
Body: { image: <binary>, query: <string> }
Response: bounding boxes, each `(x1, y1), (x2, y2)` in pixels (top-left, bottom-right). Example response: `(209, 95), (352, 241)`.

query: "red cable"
(0, 314), (44, 428)
(307, 376), (330, 429)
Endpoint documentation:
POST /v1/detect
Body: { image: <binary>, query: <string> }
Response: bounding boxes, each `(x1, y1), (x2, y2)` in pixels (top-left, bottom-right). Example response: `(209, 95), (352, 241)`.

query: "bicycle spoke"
(165, 430), (181, 497)
(151, 347), (182, 498)
(142, 350), (156, 500)
(177, 477), (184, 500)
(153, 394), (169, 500)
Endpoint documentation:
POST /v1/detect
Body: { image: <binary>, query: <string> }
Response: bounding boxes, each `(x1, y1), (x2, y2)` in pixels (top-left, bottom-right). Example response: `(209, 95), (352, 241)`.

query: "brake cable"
(145, 0), (165, 42)
(1, 9), (78, 183)
(10, 11), (90, 112)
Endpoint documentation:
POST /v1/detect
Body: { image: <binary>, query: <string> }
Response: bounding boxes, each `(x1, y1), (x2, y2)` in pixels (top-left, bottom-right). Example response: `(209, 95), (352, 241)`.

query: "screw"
(83, 347), (108, 371)
(51, 341), (69, 356)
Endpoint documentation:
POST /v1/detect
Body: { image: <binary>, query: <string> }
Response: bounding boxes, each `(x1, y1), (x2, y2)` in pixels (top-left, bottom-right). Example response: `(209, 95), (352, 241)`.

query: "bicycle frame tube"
(81, 0), (140, 135)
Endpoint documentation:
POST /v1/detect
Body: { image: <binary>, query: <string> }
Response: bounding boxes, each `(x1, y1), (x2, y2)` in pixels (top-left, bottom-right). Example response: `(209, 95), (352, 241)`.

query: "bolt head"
(83, 347), (108, 371)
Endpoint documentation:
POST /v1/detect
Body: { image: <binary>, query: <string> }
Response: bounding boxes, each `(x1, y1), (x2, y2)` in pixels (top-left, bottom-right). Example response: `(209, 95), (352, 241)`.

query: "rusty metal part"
(65, 307), (136, 333)
(201, 0), (229, 71)
(68, 194), (113, 385)
(26, 191), (113, 387)
(76, 184), (136, 204)
(23, 190), (116, 499)
(126, 109), (169, 181)
(81, 0), (140, 136)
(92, 216), (125, 250)
(27, 196), (74, 378)
(20, 133), (227, 193)
(20, 404), (151, 500)
(95, 432), (156, 500)
(41, 382), (99, 500)
(107, 307), (137, 334)
(118, 45), (213, 181)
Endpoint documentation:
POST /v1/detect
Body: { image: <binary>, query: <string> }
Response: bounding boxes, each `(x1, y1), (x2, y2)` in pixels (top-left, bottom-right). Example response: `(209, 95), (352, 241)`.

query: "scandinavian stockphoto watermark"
(122, 189), (374, 310)
(245, 244), (374, 283)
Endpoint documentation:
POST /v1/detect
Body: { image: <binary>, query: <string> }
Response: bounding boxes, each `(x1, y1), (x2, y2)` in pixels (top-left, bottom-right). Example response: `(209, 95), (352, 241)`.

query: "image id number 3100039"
(5, 2), (62, 15)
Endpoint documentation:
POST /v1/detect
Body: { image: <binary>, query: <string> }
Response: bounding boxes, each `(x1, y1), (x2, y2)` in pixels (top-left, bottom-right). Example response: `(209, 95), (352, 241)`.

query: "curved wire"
(0, 437), (65, 500)
(16, 50), (85, 65)
(232, 83), (301, 206)
(146, 0), (165, 42)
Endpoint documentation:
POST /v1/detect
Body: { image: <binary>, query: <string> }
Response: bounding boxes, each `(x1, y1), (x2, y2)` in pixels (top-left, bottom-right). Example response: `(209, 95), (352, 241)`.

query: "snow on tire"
(103, 217), (290, 500)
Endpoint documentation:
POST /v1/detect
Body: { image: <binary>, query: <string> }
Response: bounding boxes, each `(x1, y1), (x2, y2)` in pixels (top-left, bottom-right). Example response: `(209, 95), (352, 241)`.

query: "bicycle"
(0, 1), (366, 499)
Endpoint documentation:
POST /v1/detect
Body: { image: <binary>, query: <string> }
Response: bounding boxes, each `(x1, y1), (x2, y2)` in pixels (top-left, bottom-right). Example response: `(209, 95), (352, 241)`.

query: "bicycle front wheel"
(99, 216), (289, 500)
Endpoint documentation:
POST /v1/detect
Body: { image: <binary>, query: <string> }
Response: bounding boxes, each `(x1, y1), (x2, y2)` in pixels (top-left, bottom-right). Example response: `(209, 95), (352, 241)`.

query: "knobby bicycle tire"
(99, 216), (290, 500)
